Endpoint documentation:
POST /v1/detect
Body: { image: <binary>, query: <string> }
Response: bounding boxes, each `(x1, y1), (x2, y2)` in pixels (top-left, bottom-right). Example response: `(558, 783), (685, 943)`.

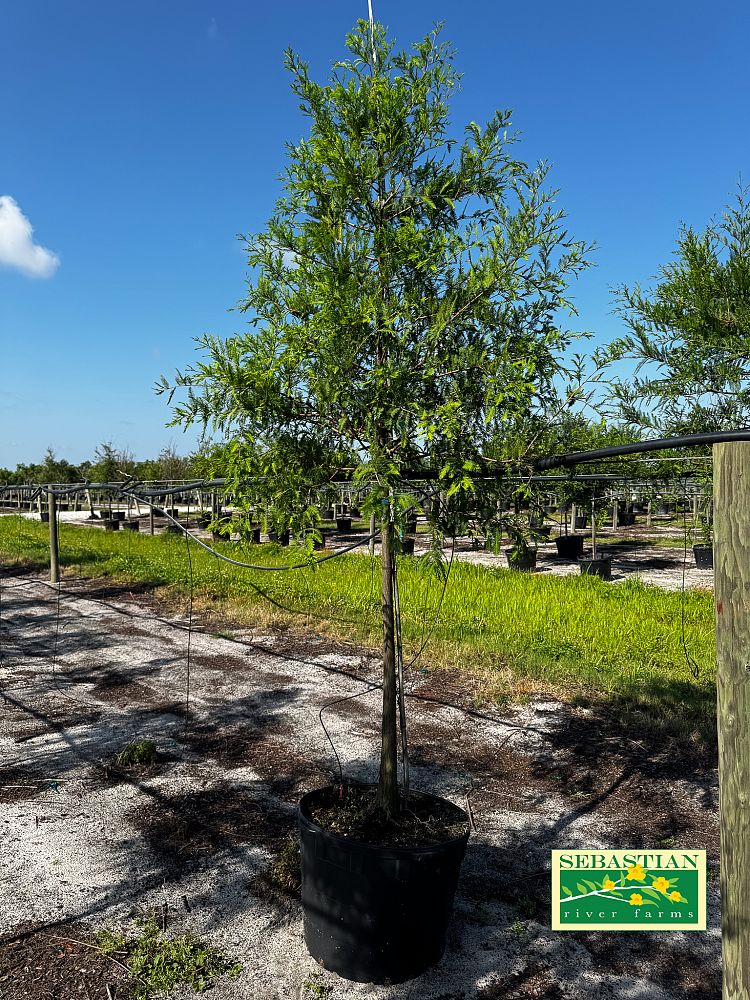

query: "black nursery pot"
(249, 527), (262, 544)
(573, 516), (588, 530)
(578, 555), (612, 580)
(102, 518), (120, 532)
(123, 519), (140, 531)
(298, 786), (469, 985)
(40, 511), (50, 523)
(505, 547), (537, 571)
(336, 517), (352, 532)
(400, 537), (415, 555)
(693, 544), (714, 569)
(555, 534), (584, 559)
(268, 529), (290, 545)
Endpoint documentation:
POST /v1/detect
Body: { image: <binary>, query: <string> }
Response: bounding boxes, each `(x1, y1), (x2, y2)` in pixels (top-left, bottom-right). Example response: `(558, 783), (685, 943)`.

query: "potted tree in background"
(159, 18), (591, 985)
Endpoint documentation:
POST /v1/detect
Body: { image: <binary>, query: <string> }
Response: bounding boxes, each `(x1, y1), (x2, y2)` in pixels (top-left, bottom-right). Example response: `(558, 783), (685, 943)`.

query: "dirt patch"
(479, 967), (565, 999)
(0, 766), (45, 804)
(0, 921), (131, 1000)
(128, 783), (295, 872)
(576, 931), (721, 1000)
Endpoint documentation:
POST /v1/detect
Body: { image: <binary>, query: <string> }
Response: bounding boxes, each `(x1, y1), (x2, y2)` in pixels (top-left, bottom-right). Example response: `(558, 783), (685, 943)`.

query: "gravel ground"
(0, 574), (721, 999)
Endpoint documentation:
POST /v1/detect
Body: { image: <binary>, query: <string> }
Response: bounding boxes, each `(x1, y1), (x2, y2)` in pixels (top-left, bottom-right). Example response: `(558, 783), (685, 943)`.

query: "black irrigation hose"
(534, 428), (750, 470)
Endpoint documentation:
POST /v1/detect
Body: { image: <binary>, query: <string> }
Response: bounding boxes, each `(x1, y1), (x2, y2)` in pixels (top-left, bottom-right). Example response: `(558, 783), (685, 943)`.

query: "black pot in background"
(312, 531), (327, 551)
(165, 522), (183, 534)
(573, 516), (588, 530)
(40, 511), (50, 523)
(555, 534), (584, 560)
(578, 555), (612, 580)
(102, 518), (120, 532)
(336, 518), (353, 532)
(505, 547), (537, 571)
(693, 544), (713, 569)
(111, 511), (126, 521)
(400, 537), (415, 555)
(247, 527), (262, 544)
(268, 529), (290, 546)
(298, 786), (469, 985)
(618, 513), (636, 527)
(123, 519), (140, 531)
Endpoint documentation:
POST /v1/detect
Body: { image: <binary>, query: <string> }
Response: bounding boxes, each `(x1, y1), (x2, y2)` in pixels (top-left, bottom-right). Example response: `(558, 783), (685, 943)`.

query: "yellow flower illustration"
(626, 864), (647, 881)
(629, 894), (643, 906)
(602, 877), (616, 890)
(669, 891), (681, 902)
(652, 877), (670, 893)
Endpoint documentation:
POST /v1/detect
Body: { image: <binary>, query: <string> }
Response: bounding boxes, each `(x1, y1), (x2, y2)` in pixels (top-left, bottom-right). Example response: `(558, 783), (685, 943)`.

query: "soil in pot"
(299, 784), (469, 984)
(555, 534), (584, 559)
(578, 555), (612, 580)
(693, 544), (713, 569)
(505, 547), (537, 571)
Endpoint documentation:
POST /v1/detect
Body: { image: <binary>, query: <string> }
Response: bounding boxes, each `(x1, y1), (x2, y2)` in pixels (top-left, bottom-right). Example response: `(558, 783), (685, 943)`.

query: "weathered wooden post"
(369, 512), (376, 556)
(48, 488), (59, 584)
(149, 505), (155, 536)
(714, 441), (750, 999)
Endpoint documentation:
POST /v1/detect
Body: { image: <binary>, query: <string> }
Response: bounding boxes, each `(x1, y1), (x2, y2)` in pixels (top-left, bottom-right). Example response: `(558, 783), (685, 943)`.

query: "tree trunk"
(375, 518), (399, 816)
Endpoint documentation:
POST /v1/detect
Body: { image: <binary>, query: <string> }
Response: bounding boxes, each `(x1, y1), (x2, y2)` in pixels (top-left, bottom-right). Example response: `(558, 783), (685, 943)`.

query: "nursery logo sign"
(551, 850), (706, 931)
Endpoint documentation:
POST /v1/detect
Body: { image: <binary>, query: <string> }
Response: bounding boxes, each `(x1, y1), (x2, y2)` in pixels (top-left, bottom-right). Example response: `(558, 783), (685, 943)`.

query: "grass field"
(0, 516), (716, 740)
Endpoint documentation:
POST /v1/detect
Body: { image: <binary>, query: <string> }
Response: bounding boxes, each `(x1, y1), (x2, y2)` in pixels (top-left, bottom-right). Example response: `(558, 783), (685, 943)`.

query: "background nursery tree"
(607, 185), (750, 434)
(159, 19), (592, 817)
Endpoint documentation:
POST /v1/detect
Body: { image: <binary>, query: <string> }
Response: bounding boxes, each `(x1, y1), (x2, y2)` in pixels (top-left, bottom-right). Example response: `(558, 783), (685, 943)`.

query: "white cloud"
(0, 196), (60, 278)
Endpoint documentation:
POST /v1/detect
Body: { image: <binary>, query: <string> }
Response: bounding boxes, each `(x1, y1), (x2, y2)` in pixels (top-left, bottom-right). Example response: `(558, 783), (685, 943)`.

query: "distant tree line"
(0, 442), (219, 486)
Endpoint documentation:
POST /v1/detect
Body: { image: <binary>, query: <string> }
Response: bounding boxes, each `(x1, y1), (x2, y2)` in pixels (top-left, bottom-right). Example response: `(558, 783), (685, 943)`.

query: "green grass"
(117, 739), (158, 767)
(96, 917), (241, 998)
(0, 516), (716, 737)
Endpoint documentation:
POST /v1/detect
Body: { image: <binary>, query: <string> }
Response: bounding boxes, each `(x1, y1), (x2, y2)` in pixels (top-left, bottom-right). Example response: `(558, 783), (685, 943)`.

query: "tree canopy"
(607, 185), (750, 435)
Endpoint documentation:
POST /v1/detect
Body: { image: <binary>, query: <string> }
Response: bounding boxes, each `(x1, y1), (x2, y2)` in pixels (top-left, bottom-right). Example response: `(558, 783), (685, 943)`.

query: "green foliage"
(607, 184), (750, 434)
(95, 917), (241, 999)
(158, 19), (592, 530)
(117, 739), (157, 767)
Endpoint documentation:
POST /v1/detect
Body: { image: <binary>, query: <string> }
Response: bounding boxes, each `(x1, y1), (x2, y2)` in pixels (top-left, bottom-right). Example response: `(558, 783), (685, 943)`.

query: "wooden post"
(571, 502), (578, 531)
(369, 512), (376, 556)
(646, 500), (652, 528)
(612, 497), (619, 529)
(48, 489), (60, 584)
(149, 505), (155, 536)
(714, 442), (750, 999)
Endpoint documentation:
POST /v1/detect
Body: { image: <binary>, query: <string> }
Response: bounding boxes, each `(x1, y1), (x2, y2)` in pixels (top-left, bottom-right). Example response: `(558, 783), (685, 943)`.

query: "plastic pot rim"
(298, 784), (470, 859)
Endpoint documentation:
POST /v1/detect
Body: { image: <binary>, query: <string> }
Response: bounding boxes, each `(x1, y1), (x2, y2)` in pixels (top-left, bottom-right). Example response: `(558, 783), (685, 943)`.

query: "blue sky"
(1, 0), (747, 468)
